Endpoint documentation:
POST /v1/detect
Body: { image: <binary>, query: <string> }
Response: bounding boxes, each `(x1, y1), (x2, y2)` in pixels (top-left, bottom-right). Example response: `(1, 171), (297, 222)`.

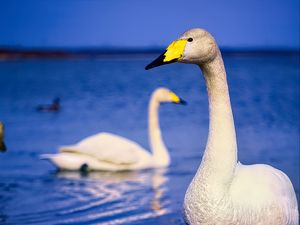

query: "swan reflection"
(53, 169), (169, 224)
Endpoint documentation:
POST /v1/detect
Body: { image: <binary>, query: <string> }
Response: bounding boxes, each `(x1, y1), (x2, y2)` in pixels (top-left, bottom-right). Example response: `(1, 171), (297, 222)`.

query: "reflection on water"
(150, 170), (168, 215)
(0, 169), (169, 225)
(54, 169), (169, 225)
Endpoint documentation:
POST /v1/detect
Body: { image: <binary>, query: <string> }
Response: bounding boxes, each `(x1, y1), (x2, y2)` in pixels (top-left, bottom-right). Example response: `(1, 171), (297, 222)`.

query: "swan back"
(59, 132), (144, 165)
(229, 163), (299, 224)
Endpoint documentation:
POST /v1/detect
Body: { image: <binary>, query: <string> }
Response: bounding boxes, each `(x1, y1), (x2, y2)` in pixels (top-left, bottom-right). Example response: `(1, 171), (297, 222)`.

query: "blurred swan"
(146, 29), (298, 225)
(42, 88), (186, 171)
(37, 97), (60, 112)
(0, 121), (6, 152)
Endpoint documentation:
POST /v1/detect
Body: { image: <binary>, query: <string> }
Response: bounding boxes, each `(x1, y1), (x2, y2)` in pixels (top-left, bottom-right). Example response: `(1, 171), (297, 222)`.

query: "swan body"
(42, 87), (186, 171)
(146, 29), (298, 225)
(44, 132), (153, 171)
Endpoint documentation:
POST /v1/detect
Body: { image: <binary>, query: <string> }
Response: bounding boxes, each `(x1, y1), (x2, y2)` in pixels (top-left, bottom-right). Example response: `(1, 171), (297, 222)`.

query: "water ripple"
(0, 169), (170, 225)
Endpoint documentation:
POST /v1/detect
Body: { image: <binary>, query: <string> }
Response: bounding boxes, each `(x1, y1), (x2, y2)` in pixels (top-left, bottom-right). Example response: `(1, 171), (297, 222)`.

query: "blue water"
(0, 54), (299, 224)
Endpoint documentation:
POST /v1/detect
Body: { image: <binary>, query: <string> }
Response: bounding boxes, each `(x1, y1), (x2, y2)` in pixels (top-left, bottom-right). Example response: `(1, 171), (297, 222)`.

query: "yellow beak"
(145, 39), (187, 70)
(170, 92), (187, 105)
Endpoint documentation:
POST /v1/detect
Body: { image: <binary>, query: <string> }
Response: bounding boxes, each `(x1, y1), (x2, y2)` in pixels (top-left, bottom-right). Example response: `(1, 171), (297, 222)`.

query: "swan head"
(145, 28), (218, 69)
(153, 87), (186, 105)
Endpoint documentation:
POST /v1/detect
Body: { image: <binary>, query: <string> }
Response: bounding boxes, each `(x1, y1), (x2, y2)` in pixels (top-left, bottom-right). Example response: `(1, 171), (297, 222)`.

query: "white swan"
(146, 29), (299, 225)
(42, 87), (186, 171)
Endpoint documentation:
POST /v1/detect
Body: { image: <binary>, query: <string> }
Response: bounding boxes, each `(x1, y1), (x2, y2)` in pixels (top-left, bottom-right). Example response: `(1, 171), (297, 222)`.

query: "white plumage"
(60, 133), (142, 165)
(146, 28), (299, 225)
(41, 87), (185, 171)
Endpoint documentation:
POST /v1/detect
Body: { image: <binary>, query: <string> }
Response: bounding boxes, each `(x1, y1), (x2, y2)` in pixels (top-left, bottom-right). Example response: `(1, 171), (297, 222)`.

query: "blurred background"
(0, 0), (299, 224)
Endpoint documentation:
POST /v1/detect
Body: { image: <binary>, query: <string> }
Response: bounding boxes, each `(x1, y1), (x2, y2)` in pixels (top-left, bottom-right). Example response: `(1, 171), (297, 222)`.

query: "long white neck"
(148, 98), (170, 167)
(195, 50), (237, 187)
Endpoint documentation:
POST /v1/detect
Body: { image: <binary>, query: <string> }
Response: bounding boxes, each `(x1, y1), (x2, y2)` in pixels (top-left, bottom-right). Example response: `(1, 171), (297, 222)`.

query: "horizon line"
(0, 45), (299, 52)
(0, 46), (299, 60)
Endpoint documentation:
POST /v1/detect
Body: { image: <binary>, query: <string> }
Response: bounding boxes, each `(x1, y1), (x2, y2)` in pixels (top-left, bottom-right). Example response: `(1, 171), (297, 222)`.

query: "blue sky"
(0, 0), (299, 49)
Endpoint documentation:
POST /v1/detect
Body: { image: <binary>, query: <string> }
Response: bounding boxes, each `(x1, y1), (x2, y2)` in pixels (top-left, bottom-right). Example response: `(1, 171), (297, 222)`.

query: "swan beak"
(178, 98), (187, 105)
(170, 92), (187, 105)
(145, 39), (187, 70)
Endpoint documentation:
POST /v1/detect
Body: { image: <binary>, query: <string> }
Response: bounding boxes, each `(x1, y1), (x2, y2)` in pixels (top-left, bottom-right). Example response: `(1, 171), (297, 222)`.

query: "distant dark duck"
(0, 121), (6, 152)
(37, 98), (60, 112)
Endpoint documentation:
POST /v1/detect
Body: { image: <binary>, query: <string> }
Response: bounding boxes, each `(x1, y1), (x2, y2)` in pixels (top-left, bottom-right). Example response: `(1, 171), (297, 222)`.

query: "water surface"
(0, 53), (299, 224)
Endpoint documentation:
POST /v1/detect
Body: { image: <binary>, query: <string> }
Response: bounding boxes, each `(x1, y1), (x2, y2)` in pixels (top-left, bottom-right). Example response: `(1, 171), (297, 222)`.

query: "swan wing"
(231, 163), (299, 224)
(59, 132), (147, 165)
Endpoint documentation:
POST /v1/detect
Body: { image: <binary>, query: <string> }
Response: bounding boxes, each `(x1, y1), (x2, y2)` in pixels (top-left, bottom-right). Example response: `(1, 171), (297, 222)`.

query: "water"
(0, 53), (299, 224)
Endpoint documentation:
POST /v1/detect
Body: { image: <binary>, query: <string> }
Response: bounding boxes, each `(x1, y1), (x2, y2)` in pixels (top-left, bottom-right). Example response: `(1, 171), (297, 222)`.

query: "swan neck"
(197, 50), (237, 184)
(148, 97), (170, 167)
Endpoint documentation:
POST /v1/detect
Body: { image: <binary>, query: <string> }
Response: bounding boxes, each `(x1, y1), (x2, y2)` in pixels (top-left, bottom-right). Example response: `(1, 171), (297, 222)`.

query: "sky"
(0, 0), (299, 49)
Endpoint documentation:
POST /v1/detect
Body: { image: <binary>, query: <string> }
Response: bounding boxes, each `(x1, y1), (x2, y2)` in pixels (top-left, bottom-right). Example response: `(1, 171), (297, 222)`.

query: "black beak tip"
(144, 51), (168, 70)
(145, 64), (152, 70)
(180, 99), (187, 105)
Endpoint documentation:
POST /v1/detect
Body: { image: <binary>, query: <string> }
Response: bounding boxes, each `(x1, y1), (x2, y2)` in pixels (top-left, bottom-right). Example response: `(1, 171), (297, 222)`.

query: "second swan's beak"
(145, 39), (187, 70)
(178, 98), (187, 105)
(170, 92), (187, 105)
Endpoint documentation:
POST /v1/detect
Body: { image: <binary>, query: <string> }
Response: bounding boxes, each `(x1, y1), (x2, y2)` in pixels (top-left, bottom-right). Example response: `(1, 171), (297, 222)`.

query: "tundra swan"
(146, 28), (298, 225)
(42, 88), (186, 171)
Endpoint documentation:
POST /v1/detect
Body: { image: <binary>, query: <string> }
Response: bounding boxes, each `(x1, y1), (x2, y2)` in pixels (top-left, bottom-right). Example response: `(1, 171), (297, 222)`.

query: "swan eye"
(187, 38), (193, 42)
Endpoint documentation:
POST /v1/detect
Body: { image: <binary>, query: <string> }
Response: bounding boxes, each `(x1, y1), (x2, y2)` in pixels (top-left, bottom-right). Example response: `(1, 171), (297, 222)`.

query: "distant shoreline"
(0, 48), (299, 60)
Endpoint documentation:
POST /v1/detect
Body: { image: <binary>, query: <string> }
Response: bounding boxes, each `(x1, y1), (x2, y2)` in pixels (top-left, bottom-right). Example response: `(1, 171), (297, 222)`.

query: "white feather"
(151, 28), (299, 225)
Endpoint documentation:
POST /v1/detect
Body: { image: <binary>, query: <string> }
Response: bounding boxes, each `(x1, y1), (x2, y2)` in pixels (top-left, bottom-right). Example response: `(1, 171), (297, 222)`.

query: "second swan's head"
(152, 87), (187, 105)
(145, 28), (218, 69)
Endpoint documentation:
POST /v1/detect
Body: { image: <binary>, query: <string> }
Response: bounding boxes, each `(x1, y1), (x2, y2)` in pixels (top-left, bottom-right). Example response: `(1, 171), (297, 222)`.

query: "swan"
(0, 121), (6, 152)
(42, 87), (186, 171)
(145, 29), (299, 225)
